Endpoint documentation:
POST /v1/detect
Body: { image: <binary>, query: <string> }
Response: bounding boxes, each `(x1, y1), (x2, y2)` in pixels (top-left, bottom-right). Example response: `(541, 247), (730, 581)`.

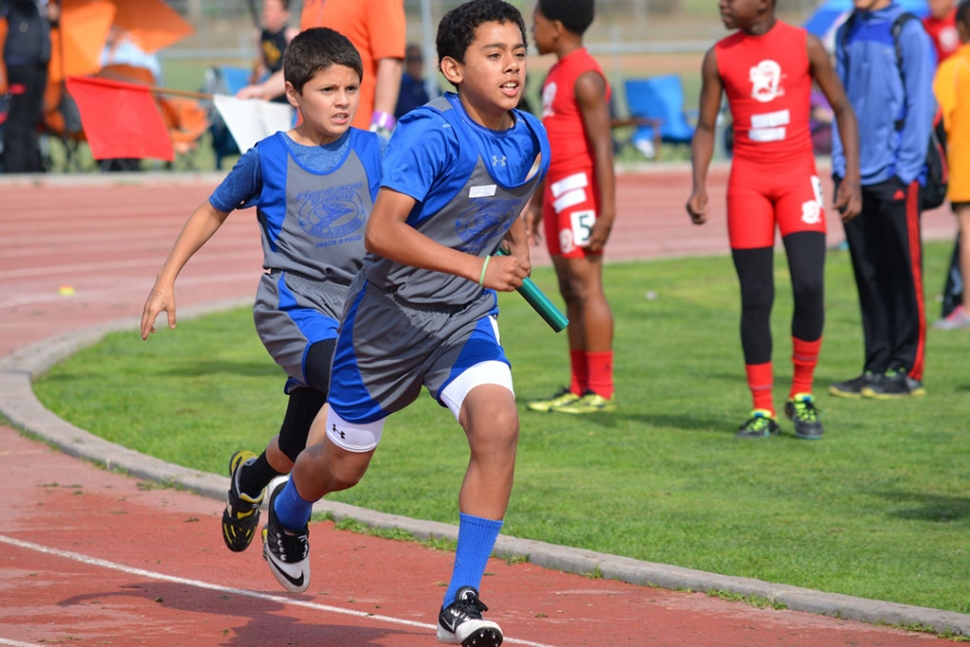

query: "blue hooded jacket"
(831, 2), (935, 186)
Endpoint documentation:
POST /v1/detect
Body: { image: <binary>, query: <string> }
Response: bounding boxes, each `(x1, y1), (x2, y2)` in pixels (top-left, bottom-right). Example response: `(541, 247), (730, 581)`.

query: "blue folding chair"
(623, 75), (696, 154)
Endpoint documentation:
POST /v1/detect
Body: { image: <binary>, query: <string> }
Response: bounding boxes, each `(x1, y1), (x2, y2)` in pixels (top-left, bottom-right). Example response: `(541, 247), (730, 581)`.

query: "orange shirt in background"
(934, 43), (970, 202)
(301, 0), (406, 130)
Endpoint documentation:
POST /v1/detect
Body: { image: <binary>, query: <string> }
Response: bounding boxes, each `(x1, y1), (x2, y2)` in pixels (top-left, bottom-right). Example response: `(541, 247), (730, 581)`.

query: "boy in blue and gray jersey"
(829, 0), (935, 399)
(261, 1), (549, 645)
(140, 28), (385, 554)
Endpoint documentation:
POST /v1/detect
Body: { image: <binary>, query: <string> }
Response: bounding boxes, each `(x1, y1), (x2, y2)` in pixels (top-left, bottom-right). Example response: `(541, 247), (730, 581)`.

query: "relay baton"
(494, 249), (569, 332)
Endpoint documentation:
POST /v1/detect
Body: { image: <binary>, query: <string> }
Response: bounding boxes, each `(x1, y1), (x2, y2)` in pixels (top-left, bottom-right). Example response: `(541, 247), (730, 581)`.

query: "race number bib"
(570, 209), (596, 247)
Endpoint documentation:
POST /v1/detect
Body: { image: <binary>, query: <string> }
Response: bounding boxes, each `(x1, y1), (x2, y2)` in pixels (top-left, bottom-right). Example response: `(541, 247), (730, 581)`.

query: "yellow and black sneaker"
(526, 387), (580, 412)
(785, 394), (823, 440)
(222, 450), (264, 553)
(550, 391), (616, 414)
(736, 409), (780, 438)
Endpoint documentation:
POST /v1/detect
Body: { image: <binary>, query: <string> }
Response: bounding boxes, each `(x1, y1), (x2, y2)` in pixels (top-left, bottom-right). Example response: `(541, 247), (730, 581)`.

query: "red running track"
(0, 170), (955, 646)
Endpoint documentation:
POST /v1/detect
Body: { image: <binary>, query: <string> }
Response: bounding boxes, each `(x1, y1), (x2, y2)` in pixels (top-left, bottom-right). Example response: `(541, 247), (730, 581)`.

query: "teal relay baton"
(494, 249), (569, 332)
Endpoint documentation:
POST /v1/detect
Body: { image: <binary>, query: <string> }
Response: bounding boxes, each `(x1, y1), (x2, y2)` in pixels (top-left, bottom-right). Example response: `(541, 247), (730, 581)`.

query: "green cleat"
(736, 409), (780, 438)
(785, 394), (823, 439)
(550, 391), (616, 414)
(526, 387), (580, 412)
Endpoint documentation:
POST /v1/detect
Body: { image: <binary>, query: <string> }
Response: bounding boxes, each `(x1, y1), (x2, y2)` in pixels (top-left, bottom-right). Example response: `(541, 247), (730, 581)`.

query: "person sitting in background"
(394, 43), (432, 119)
(250, 0), (298, 103)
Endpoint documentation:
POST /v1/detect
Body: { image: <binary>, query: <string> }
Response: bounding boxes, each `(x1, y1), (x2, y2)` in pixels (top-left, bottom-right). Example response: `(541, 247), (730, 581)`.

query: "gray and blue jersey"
(365, 94), (551, 305)
(328, 95), (551, 424)
(209, 128), (384, 393)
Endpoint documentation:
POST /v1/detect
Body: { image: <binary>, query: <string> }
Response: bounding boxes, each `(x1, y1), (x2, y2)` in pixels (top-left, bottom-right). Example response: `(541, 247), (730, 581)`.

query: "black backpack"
(841, 11), (948, 210)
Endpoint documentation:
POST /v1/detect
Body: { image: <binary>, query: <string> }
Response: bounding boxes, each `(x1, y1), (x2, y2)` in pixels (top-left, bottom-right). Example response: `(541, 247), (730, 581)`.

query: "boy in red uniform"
(687, 0), (862, 438)
(526, 0), (616, 414)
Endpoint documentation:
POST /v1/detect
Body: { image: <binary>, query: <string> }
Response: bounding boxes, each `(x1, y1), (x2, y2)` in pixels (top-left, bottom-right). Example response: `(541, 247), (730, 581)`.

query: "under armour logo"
(332, 423), (346, 439)
(492, 155), (507, 167)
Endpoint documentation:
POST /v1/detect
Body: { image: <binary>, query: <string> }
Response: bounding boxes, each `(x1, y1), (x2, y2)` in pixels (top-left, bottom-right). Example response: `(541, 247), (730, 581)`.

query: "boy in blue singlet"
(140, 28), (385, 555)
(260, 1), (549, 645)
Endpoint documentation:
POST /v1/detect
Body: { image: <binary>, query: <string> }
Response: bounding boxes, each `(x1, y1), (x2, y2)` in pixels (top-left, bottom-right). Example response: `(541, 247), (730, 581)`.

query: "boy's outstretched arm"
(576, 70), (616, 253)
(808, 34), (861, 222)
(687, 47), (723, 225)
(140, 202), (231, 339)
(364, 188), (529, 292)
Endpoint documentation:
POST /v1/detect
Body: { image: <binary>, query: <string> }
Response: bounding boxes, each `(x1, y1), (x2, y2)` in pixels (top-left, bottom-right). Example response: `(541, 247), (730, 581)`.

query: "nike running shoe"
(437, 586), (503, 646)
(526, 387), (579, 412)
(784, 394), (823, 440)
(550, 391), (615, 414)
(222, 450), (263, 552)
(736, 409), (780, 438)
(262, 477), (310, 593)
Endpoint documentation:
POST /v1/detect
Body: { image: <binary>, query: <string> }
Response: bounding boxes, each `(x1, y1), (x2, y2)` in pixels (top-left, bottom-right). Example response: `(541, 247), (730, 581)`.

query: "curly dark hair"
(436, 0), (527, 67)
(537, 0), (595, 35)
(284, 27), (363, 93)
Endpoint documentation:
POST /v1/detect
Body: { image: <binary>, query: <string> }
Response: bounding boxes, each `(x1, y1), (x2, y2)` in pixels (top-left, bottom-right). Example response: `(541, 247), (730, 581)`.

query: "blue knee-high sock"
(274, 479), (313, 531)
(443, 513), (504, 607)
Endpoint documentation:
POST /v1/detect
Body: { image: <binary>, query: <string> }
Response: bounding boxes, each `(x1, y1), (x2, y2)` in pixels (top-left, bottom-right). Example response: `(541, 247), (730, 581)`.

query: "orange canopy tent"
(50, 0), (194, 84)
(43, 0), (199, 158)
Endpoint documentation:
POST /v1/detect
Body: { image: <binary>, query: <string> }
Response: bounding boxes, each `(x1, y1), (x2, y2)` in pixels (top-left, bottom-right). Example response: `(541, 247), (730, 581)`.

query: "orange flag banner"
(65, 76), (174, 161)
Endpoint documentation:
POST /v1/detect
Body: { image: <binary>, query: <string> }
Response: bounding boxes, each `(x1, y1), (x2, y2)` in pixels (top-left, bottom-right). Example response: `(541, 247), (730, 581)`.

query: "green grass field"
(33, 242), (970, 615)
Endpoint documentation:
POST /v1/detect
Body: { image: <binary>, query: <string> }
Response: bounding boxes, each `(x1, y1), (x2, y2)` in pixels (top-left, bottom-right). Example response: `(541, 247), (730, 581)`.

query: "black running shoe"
(904, 374), (927, 397)
(862, 368), (927, 399)
(262, 477), (310, 593)
(437, 586), (503, 646)
(861, 368), (909, 399)
(784, 394), (823, 440)
(736, 409), (780, 438)
(828, 371), (878, 398)
(222, 450), (263, 552)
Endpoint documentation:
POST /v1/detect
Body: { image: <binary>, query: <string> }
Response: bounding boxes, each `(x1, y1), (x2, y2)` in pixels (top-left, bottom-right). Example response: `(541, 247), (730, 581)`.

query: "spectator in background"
(933, 0), (970, 329)
(250, 0), (298, 103)
(526, 0), (617, 415)
(925, 0), (960, 64)
(828, 0), (935, 399)
(688, 0), (861, 438)
(1, 0), (52, 173)
(394, 43), (432, 119)
(926, 0), (966, 327)
(239, 0), (405, 138)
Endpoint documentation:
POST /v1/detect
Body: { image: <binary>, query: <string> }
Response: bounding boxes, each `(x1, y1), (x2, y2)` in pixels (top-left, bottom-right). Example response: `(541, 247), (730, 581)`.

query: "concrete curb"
(1, 301), (968, 638)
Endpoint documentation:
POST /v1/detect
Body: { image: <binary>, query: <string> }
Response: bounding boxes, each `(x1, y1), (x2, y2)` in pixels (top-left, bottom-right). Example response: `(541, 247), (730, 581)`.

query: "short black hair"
(284, 27), (363, 93)
(436, 0), (527, 67)
(957, 0), (970, 29)
(537, 0), (595, 35)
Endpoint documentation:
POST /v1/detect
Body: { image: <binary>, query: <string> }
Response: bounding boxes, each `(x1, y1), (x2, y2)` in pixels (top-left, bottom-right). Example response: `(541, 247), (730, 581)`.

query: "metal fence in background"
(159, 0), (818, 62)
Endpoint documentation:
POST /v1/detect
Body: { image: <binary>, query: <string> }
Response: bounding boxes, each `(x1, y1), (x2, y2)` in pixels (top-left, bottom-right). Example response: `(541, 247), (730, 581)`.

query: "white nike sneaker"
(437, 586), (503, 646)
(261, 476), (310, 593)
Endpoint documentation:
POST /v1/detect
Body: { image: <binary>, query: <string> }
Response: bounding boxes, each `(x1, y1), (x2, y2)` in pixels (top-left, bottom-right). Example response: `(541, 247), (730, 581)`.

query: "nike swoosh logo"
(273, 564), (305, 589)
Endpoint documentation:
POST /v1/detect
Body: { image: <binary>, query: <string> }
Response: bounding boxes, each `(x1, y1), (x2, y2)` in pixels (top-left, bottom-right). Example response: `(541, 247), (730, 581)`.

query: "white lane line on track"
(0, 639), (44, 647)
(0, 535), (556, 647)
